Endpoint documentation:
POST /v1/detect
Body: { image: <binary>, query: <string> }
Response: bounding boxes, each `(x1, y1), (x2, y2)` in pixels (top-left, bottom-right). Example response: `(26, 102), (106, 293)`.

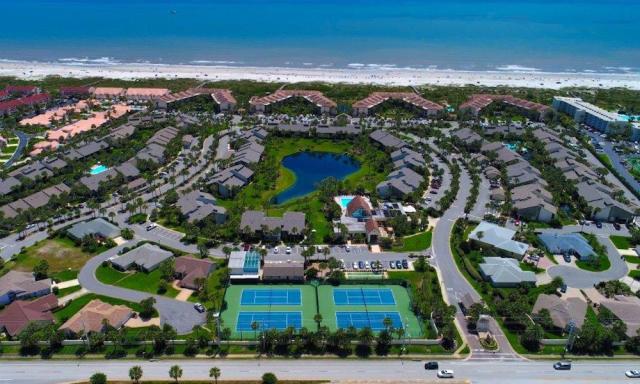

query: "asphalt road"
(0, 359), (636, 384)
(587, 130), (640, 196)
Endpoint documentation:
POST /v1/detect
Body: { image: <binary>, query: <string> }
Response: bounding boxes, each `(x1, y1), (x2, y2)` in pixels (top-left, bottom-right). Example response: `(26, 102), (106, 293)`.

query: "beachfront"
(1, 60), (639, 90)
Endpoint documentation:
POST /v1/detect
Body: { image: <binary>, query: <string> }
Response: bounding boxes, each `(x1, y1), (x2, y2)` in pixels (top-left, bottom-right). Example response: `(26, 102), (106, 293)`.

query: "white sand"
(1, 60), (639, 90)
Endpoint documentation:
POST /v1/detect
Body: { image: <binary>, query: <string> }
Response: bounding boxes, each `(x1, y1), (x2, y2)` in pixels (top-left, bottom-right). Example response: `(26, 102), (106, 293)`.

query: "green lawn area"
(575, 252), (611, 272)
(187, 262), (228, 310)
(610, 235), (633, 249)
(625, 256), (640, 264)
(392, 231), (432, 252)
(96, 265), (179, 298)
(0, 236), (108, 280)
(55, 285), (82, 297)
(630, 270), (640, 281)
(597, 153), (613, 168)
(53, 293), (157, 324)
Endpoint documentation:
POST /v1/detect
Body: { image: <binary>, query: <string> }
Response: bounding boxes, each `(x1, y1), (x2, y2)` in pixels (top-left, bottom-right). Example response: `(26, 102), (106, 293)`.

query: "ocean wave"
(495, 65), (541, 72)
(347, 63), (366, 68)
(190, 60), (243, 65)
(57, 57), (119, 65)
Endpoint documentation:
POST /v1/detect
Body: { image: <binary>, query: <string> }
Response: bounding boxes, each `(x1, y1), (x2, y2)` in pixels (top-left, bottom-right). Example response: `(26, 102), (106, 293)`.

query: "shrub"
(262, 372), (278, 384)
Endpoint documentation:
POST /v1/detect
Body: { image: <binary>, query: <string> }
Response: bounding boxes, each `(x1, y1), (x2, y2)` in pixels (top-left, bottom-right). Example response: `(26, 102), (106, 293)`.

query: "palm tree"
(209, 367), (221, 384)
(251, 321), (259, 339)
(129, 366), (143, 384)
(358, 327), (374, 346)
(169, 365), (182, 383)
(313, 314), (323, 330)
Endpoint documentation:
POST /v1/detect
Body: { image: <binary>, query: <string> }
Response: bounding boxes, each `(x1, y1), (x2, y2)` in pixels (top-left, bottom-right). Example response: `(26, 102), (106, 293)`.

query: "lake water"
(273, 152), (360, 204)
(1, 0), (639, 73)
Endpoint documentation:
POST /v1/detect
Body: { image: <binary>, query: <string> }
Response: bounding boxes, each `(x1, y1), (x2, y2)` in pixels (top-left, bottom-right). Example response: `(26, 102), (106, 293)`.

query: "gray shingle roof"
(67, 218), (119, 240)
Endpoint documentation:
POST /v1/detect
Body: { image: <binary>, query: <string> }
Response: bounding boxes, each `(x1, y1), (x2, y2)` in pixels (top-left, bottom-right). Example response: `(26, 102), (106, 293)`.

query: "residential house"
(0, 271), (52, 306)
(240, 210), (306, 241)
(577, 180), (638, 223)
(599, 295), (640, 337)
(59, 299), (132, 335)
(468, 221), (529, 258)
(537, 233), (595, 260)
(174, 256), (215, 290)
(532, 294), (587, 331)
(376, 167), (424, 199)
(0, 294), (57, 337)
(111, 243), (173, 272)
(176, 190), (227, 224)
(67, 218), (120, 241)
(210, 164), (254, 198)
(478, 257), (536, 287)
(250, 90), (337, 115)
(369, 130), (408, 150)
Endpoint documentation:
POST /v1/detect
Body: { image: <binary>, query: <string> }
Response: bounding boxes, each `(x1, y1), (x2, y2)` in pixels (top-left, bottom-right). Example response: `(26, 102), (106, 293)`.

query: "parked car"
(563, 254), (571, 263)
(613, 222), (621, 230)
(353, 262), (359, 270)
(437, 370), (454, 378)
(389, 261), (396, 269)
(274, 247), (279, 254)
(358, 261), (365, 269)
(364, 260), (371, 269)
(340, 259), (345, 269)
(395, 260), (402, 269)
(596, 221), (603, 228)
(194, 303), (205, 313)
(626, 370), (640, 378)
(286, 246), (292, 254)
(402, 259), (409, 269)
(424, 361), (439, 370)
(553, 361), (571, 370)
(345, 245), (351, 252)
(146, 223), (157, 231)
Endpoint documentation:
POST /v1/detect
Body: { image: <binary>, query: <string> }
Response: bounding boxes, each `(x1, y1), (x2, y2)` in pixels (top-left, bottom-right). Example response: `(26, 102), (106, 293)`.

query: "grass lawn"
(625, 256), (640, 264)
(519, 262), (545, 274)
(630, 270), (640, 281)
(575, 252), (611, 272)
(53, 293), (157, 324)
(0, 236), (107, 280)
(55, 285), (82, 297)
(392, 231), (432, 252)
(610, 235), (633, 249)
(187, 262), (228, 310)
(96, 265), (180, 298)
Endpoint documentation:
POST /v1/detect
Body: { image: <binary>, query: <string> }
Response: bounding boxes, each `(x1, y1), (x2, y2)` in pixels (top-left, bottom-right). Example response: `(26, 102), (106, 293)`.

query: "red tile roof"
(353, 92), (443, 112)
(0, 93), (50, 114)
(0, 294), (57, 337)
(346, 196), (372, 217)
(157, 88), (237, 106)
(5, 85), (38, 95)
(459, 94), (550, 114)
(250, 90), (337, 109)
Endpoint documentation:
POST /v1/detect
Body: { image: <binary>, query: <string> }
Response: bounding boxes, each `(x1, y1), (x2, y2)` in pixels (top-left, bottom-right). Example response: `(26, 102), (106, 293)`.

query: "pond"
(273, 151), (360, 204)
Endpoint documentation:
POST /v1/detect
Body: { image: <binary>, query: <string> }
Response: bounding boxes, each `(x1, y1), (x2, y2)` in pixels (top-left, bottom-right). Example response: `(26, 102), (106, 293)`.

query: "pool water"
(504, 143), (518, 152)
(89, 164), (108, 175)
(339, 197), (354, 209)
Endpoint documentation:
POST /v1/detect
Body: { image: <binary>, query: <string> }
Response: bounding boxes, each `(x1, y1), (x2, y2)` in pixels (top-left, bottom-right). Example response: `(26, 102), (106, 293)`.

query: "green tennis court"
(220, 284), (317, 339)
(317, 284), (422, 337)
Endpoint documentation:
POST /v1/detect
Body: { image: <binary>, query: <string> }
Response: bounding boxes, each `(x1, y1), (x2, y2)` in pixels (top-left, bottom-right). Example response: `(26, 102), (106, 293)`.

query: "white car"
(345, 245), (351, 252)
(274, 247), (279, 254)
(437, 370), (454, 378)
(352, 262), (359, 270)
(146, 223), (157, 231)
(286, 246), (292, 254)
(626, 370), (640, 378)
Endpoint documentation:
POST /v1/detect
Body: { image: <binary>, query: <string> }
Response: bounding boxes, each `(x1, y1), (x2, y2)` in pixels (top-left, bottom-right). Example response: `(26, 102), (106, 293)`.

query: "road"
(587, 130), (640, 197)
(431, 164), (518, 360)
(0, 359), (636, 384)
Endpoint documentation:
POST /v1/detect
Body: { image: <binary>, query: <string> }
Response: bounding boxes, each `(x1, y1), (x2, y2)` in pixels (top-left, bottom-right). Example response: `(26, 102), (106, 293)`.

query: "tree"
(520, 323), (543, 352)
(198, 241), (209, 259)
(140, 297), (156, 319)
(209, 367), (221, 384)
(33, 260), (49, 280)
(262, 372), (278, 384)
(89, 373), (107, 384)
(169, 365), (183, 383)
(129, 366), (143, 384)
(121, 228), (134, 240)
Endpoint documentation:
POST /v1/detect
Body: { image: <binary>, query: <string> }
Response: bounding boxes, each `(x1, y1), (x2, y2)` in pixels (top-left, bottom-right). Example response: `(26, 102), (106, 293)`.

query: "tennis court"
(241, 288), (301, 305)
(333, 288), (395, 305)
(318, 284), (422, 336)
(237, 311), (302, 331)
(336, 311), (403, 331)
(221, 284), (317, 339)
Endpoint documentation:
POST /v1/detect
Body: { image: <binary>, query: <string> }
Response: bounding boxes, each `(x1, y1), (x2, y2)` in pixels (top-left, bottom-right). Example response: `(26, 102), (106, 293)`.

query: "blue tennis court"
(236, 311), (302, 331)
(336, 311), (403, 331)
(240, 288), (301, 305)
(333, 288), (396, 305)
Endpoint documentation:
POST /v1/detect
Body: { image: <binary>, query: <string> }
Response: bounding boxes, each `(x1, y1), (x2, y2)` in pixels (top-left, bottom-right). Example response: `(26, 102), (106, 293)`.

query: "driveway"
(540, 229), (629, 288)
(78, 242), (206, 334)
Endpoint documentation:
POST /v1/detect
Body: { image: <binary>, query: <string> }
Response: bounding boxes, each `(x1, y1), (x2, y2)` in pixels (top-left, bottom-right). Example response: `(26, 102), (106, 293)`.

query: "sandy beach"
(1, 60), (639, 90)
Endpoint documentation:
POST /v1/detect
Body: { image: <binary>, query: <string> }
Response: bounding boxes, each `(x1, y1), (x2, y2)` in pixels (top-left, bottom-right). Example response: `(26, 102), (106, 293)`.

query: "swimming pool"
(338, 196), (354, 209)
(504, 143), (518, 152)
(89, 164), (108, 175)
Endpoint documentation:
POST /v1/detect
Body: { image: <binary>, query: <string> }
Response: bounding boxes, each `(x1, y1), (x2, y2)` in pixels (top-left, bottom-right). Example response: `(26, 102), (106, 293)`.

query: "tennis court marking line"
(240, 288), (302, 305)
(235, 310), (303, 331)
(332, 287), (396, 305)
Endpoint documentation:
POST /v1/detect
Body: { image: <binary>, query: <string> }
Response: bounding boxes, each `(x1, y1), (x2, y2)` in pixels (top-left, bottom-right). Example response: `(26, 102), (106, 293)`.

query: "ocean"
(1, 0), (639, 74)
